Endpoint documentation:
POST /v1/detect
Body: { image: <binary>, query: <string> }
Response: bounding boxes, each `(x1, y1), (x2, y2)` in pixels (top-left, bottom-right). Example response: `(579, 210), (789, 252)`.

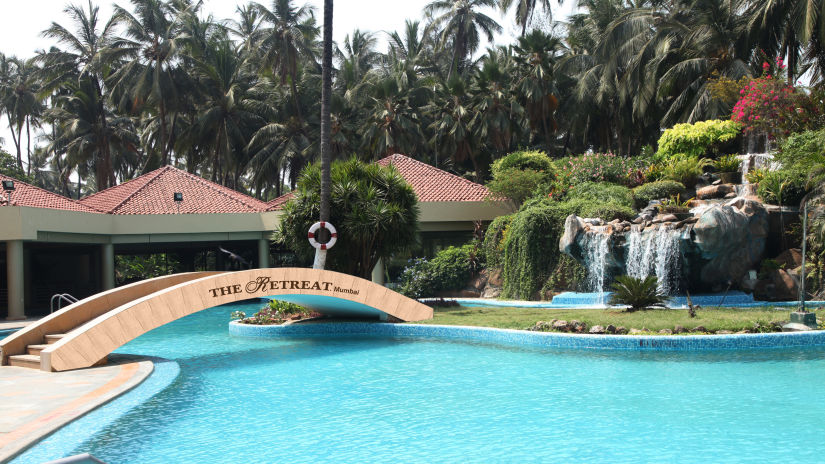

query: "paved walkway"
(0, 356), (153, 463)
(0, 319), (39, 331)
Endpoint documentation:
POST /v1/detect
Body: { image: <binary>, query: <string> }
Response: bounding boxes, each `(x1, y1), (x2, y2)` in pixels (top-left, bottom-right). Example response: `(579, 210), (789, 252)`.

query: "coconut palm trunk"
(313, 0), (333, 270)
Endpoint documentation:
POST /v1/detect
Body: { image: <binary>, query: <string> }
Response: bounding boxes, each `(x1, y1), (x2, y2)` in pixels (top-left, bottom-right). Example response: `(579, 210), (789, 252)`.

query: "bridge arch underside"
(41, 268), (433, 371)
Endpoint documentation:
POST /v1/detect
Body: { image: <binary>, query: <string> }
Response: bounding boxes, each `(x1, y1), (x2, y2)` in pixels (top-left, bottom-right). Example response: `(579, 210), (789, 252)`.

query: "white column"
(258, 239), (270, 269)
(6, 240), (24, 320)
(101, 243), (115, 291)
(371, 258), (385, 285)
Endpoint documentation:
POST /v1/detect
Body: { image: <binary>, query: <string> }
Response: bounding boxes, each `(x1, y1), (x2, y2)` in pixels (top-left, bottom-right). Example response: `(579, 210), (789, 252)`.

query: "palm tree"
(500, 0), (554, 36)
(316, 0), (333, 269)
(39, 1), (124, 188)
(426, 77), (477, 175)
(471, 47), (521, 159)
(253, 0), (317, 122)
(110, 0), (196, 166)
(513, 29), (562, 150)
(50, 77), (139, 190)
(180, 38), (266, 189)
(424, 0), (502, 79)
(335, 29), (380, 91)
(360, 73), (428, 159)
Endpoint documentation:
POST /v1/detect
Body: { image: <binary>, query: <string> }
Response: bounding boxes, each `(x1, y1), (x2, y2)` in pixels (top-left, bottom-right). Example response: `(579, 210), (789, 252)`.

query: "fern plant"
(608, 275), (668, 312)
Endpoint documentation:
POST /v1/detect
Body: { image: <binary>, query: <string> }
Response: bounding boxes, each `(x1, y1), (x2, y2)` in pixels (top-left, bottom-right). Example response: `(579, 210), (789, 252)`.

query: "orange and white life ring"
(307, 221), (337, 250)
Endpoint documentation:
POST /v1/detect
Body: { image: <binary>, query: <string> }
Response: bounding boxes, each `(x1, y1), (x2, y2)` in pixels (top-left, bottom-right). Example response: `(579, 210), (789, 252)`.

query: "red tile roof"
(0, 174), (102, 213)
(79, 166), (268, 214)
(266, 192), (294, 212)
(377, 154), (490, 202)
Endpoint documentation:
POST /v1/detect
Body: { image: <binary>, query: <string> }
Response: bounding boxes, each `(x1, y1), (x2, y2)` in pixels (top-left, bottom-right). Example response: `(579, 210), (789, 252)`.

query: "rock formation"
(559, 186), (771, 293)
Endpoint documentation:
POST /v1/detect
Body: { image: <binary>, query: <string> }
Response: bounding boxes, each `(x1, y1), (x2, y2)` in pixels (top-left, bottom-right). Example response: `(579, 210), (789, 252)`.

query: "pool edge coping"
(7, 357), (180, 464)
(229, 321), (825, 351)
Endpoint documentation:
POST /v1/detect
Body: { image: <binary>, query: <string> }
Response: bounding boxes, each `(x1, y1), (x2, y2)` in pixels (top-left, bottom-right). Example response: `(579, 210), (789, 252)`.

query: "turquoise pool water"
(14, 301), (825, 463)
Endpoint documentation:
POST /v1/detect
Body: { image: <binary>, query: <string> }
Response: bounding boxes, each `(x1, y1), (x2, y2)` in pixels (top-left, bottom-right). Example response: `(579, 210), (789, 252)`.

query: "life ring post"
(308, 221), (338, 250)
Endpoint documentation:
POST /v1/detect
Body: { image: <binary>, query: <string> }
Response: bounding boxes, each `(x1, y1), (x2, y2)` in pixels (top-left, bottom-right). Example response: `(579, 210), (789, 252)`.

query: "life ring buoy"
(308, 221), (337, 250)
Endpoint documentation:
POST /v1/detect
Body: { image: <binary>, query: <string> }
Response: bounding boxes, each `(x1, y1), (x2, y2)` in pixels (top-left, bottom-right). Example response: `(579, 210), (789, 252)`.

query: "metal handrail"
(50, 293), (79, 313)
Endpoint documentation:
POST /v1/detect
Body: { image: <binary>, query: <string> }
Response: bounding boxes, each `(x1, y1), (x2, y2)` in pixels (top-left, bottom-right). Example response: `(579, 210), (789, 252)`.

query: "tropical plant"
(657, 194), (692, 215)
(714, 154), (741, 173)
(745, 168), (766, 184)
(661, 156), (712, 188)
(608, 275), (667, 312)
(277, 158), (419, 278)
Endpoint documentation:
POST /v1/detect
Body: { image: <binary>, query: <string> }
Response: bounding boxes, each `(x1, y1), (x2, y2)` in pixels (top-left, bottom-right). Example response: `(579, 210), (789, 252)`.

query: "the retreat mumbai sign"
(207, 276), (360, 298)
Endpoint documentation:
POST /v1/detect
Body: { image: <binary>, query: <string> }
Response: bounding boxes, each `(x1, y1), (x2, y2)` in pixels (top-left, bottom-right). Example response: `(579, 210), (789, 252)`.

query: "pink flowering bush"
(553, 152), (645, 194)
(732, 57), (825, 138)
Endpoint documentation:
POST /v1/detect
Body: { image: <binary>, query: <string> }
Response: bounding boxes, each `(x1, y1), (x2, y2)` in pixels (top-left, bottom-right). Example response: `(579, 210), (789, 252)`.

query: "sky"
(0, 0), (577, 157)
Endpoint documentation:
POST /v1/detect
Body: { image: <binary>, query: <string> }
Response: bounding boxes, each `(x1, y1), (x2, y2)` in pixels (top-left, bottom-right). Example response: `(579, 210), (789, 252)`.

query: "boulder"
(782, 322), (813, 332)
(628, 328), (647, 335)
(770, 269), (800, 301)
(696, 184), (734, 200)
(468, 272), (488, 291)
(774, 248), (803, 269)
(673, 325), (686, 334)
(606, 324), (617, 334)
(480, 286), (501, 298)
(552, 320), (569, 331)
(487, 269), (503, 287)
(560, 214), (585, 258)
(589, 325), (606, 334)
(692, 200), (768, 288)
(658, 329), (673, 335)
(692, 326), (708, 333)
(615, 326), (629, 335)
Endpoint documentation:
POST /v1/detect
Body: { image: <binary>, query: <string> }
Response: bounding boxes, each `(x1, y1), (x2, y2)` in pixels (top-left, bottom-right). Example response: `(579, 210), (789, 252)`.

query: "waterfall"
(625, 225), (682, 295)
(578, 229), (611, 297)
(739, 153), (777, 184)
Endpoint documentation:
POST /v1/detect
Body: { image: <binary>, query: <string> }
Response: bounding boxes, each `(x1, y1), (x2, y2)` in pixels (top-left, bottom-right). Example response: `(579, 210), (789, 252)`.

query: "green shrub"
(492, 150), (555, 173)
(554, 152), (645, 188)
(608, 275), (668, 311)
(566, 182), (634, 209)
(399, 244), (477, 298)
(487, 151), (555, 206)
(632, 181), (688, 208)
(757, 169), (808, 206)
(487, 167), (548, 206)
(656, 119), (741, 160)
(483, 214), (513, 270)
(501, 199), (583, 299)
(578, 202), (636, 221)
(661, 156), (712, 188)
(543, 255), (587, 293)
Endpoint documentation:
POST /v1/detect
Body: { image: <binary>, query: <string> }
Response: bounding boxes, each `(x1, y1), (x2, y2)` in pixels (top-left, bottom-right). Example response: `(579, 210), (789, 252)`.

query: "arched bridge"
(0, 268), (433, 372)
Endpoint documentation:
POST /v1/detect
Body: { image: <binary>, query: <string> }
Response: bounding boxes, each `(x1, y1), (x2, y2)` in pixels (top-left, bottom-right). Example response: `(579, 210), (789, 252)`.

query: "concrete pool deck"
(0, 355), (153, 462)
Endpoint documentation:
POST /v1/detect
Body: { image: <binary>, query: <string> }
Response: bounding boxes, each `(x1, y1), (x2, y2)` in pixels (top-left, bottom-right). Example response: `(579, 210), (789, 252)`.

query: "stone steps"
(27, 344), (48, 356)
(9, 354), (40, 369)
(44, 334), (66, 344)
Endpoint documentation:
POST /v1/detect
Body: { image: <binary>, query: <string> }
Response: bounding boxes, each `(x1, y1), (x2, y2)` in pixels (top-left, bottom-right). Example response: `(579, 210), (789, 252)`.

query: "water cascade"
(578, 228), (611, 300)
(738, 153), (776, 183)
(625, 225), (683, 295)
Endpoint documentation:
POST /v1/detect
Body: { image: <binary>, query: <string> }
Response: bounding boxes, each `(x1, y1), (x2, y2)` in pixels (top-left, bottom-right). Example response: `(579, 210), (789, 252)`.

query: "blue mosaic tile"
(229, 322), (825, 352)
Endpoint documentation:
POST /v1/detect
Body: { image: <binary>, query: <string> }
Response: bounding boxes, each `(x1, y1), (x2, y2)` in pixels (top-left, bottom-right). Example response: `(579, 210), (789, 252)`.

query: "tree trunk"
(7, 111), (22, 171)
(25, 116), (31, 176)
(314, 0), (334, 271)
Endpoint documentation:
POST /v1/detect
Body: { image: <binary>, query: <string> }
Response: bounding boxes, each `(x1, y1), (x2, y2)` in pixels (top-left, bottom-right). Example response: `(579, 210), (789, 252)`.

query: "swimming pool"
(13, 301), (825, 463)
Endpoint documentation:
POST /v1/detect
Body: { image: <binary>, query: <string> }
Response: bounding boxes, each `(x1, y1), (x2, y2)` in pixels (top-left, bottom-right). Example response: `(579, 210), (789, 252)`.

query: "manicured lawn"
(414, 306), (825, 333)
